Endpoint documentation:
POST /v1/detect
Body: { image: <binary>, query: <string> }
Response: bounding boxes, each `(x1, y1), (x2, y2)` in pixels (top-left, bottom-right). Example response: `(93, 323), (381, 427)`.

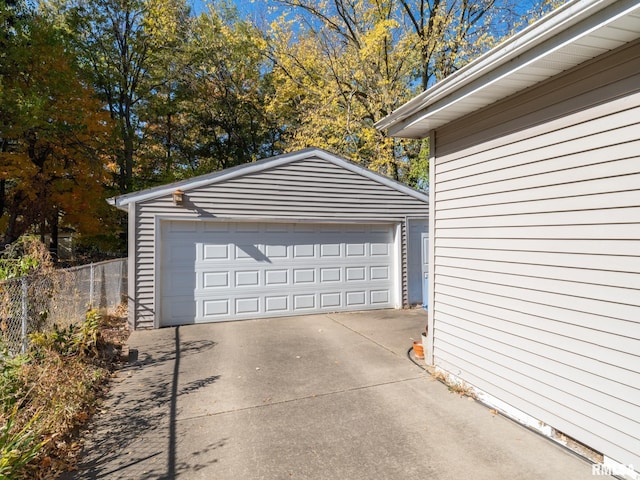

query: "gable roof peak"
(107, 148), (428, 210)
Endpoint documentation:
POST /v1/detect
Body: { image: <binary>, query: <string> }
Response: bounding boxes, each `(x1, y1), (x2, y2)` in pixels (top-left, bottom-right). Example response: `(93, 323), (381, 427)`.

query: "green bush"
(0, 407), (46, 479)
(0, 355), (29, 413)
(29, 310), (101, 358)
(0, 237), (50, 281)
(0, 307), (121, 478)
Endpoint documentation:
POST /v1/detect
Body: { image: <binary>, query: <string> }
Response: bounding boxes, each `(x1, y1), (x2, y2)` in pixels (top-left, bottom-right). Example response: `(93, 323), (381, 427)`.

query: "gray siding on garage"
(132, 155), (427, 329)
(432, 41), (640, 467)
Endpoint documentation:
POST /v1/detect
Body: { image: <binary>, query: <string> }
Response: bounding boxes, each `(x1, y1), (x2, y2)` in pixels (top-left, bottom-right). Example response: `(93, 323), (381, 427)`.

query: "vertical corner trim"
(127, 201), (137, 330)
(426, 130), (436, 364)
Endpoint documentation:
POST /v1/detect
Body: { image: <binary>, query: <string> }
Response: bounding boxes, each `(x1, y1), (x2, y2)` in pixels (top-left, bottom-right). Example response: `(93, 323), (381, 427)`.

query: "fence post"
(89, 263), (95, 309)
(21, 276), (28, 354)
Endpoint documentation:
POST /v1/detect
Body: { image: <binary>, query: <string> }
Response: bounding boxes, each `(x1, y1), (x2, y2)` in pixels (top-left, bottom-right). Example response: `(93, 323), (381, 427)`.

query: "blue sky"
(186, 0), (553, 43)
(188, 0), (274, 21)
(188, 0), (547, 25)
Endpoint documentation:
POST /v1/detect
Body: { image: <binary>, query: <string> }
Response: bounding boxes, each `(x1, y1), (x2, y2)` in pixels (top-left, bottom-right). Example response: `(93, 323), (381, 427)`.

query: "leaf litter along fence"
(0, 258), (127, 355)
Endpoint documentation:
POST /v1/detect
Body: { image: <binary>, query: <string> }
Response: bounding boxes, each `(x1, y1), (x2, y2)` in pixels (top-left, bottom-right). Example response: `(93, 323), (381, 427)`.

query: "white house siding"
(432, 41), (640, 467)
(133, 156), (427, 329)
(407, 217), (429, 305)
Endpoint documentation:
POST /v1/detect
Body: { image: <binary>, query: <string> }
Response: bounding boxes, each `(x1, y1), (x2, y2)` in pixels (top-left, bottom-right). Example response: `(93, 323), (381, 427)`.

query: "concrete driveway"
(69, 309), (597, 479)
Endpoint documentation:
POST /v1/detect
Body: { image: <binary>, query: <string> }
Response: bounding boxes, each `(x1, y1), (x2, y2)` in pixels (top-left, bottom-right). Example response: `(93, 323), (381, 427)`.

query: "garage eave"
(106, 196), (128, 212)
(376, 0), (640, 138)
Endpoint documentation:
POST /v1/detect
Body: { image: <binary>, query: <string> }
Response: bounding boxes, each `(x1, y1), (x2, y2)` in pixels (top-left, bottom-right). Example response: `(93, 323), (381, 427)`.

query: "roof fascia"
(375, 0), (624, 135)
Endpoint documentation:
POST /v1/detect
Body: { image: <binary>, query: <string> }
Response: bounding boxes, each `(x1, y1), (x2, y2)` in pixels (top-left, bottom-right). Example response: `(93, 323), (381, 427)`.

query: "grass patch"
(0, 308), (129, 479)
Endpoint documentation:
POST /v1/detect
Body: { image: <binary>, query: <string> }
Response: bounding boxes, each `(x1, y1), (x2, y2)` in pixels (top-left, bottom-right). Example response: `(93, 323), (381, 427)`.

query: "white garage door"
(160, 221), (398, 326)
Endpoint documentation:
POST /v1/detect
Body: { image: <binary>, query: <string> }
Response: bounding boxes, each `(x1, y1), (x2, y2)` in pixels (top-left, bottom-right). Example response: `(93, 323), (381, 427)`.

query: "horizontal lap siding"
(182, 162), (425, 218)
(133, 157), (428, 328)
(433, 41), (640, 467)
(135, 214), (155, 327)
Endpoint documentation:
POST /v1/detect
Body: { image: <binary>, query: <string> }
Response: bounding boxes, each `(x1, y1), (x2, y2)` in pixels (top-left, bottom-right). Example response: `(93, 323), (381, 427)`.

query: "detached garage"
(109, 148), (428, 329)
(376, 0), (640, 473)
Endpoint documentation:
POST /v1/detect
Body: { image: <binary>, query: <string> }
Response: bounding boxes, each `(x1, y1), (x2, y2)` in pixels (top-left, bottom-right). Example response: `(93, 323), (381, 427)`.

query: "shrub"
(0, 238), (52, 281)
(0, 307), (121, 478)
(29, 309), (101, 358)
(0, 354), (30, 413)
(0, 407), (46, 479)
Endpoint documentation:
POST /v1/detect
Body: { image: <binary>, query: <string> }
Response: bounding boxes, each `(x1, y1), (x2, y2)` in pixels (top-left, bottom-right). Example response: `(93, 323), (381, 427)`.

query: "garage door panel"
(371, 243), (390, 256)
(236, 223), (260, 233)
(265, 269), (288, 285)
(320, 244), (340, 257)
(235, 297), (260, 314)
(161, 221), (396, 325)
(320, 268), (341, 282)
(166, 244), (196, 266)
(346, 267), (365, 281)
(371, 290), (390, 304)
(264, 223), (289, 232)
(202, 271), (229, 289)
(265, 244), (288, 258)
(235, 270), (260, 287)
(320, 292), (341, 308)
(371, 266), (390, 280)
(170, 222), (197, 232)
(165, 269), (196, 295)
(346, 243), (365, 256)
(293, 294), (315, 310)
(235, 244), (263, 260)
(203, 222), (229, 233)
(294, 224), (315, 233)
(164, 299), (197, 326)
(265, 295), (288, 312)
(203, 244), (228, 260)
(346, 291), (366, 306)
(293, 268), (315, 284)
(202, 299), (229, 317)
(293, 244), (315, 258)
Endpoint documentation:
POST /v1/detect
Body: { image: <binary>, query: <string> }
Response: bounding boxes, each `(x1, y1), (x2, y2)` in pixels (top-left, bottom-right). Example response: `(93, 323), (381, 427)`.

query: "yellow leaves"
(0, 153), (37, 179)
(266, 1), (413, 174)
(357, 18), (397, 61)
(143, 0), (187, 46)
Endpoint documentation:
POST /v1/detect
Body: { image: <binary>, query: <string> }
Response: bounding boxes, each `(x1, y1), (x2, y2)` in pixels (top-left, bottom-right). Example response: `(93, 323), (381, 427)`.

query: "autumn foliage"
(1, 0), (560, 253)
(0, 3), (114, 249)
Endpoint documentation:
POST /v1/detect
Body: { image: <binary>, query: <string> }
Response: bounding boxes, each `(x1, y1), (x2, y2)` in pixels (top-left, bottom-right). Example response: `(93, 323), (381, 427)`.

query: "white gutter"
(375, 0), (632, 135)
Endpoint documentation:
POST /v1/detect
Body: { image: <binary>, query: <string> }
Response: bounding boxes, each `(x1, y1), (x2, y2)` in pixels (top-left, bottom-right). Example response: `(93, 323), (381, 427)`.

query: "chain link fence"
(0, 258), (127, 355)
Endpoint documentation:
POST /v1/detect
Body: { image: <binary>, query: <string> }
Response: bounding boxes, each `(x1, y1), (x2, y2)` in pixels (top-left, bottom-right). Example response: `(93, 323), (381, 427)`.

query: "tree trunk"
(3, 191), (25, 247)
(124, 126), (134, 193)
(49, 210), (59, 260)
(117, 116), (135, 194)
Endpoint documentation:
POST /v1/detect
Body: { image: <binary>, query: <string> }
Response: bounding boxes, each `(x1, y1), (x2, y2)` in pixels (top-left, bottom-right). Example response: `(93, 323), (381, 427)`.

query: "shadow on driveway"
(65, 310), (595, 480)
(67, 327), (223, 479)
